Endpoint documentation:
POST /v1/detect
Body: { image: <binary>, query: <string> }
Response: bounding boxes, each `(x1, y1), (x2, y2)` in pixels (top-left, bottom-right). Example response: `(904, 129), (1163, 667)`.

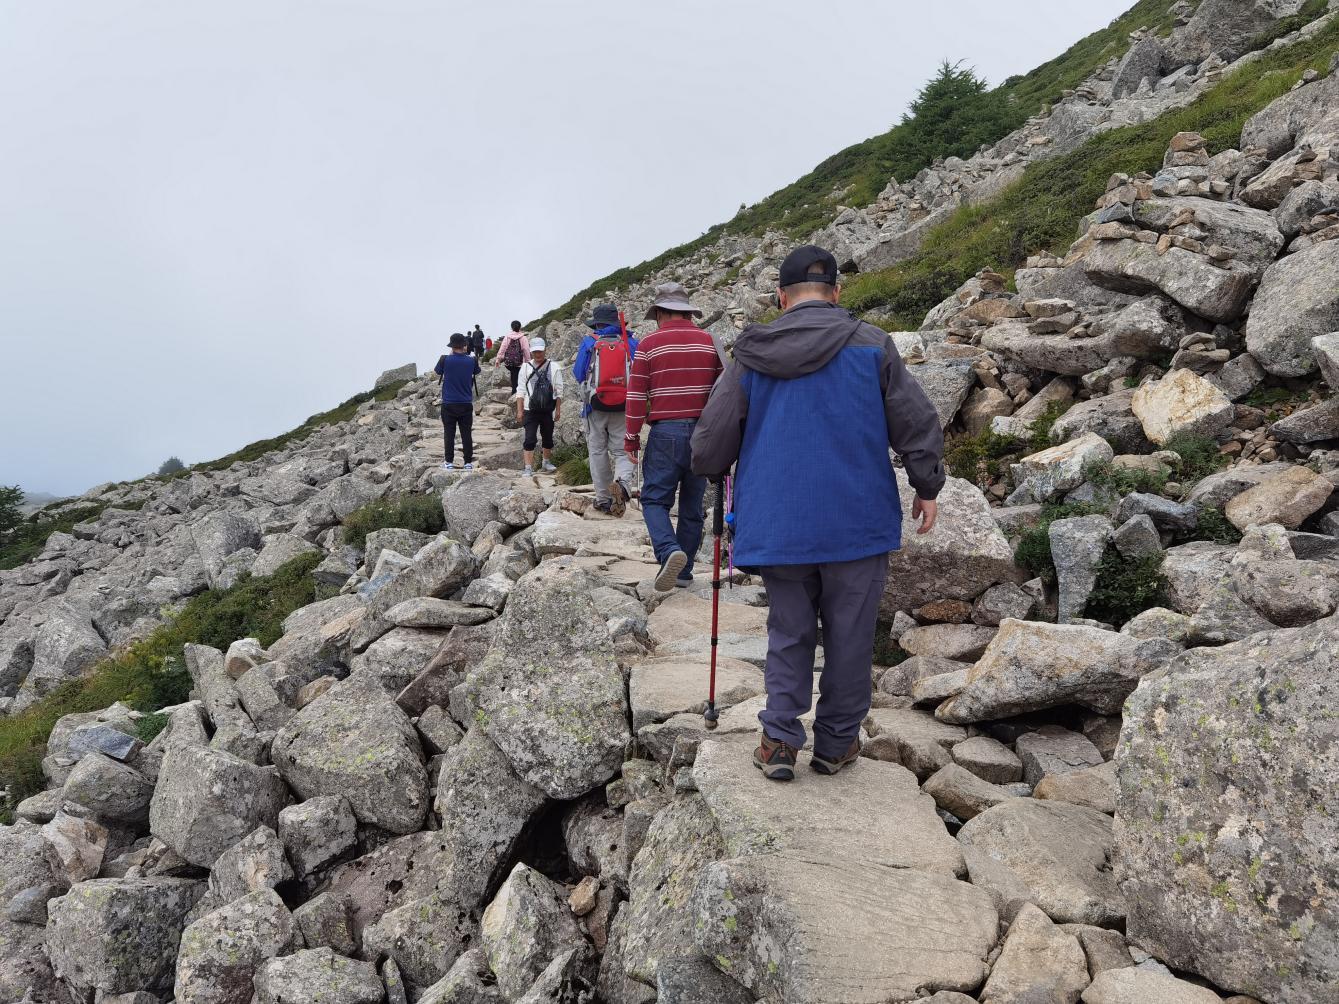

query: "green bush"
(1185, 505), (1244, 545)
(342, 493), (446, 550)
(1163, 433), (1227, 484)
(840, 17), (1339, 325)
(0, 551), (323, 820)
(945, 429), (1024, 482)
(1085, 548), (1169, 626)
(1014, 502), (1110, 583)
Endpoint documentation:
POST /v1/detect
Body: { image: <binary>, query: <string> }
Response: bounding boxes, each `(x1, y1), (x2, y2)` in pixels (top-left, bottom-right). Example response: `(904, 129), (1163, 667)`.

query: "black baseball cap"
(778, 245), (839, 287)
(449, 332), (468, 349)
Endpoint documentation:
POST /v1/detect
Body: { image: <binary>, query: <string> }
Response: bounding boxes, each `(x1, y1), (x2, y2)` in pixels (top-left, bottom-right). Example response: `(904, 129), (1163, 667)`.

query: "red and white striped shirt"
(625, 319), (723, 440)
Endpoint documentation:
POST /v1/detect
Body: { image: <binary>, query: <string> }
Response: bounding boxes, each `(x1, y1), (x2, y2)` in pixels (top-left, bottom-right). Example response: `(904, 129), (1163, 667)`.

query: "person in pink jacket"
(494, 321), (531, 393)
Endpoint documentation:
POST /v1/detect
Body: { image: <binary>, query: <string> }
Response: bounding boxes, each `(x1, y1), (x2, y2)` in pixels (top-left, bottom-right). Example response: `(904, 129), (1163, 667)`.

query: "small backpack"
(528, 362), (556, 412)
(503, 336), (525, 367)
(589, 334), (631, 409)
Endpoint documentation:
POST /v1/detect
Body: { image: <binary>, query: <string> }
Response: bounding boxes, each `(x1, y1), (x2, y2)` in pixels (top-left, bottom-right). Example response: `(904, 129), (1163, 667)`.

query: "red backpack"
(590, 334), (631, 409)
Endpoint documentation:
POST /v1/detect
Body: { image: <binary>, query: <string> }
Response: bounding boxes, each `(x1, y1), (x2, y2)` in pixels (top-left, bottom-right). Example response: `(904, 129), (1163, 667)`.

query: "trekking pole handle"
(712, 479), (725, 536)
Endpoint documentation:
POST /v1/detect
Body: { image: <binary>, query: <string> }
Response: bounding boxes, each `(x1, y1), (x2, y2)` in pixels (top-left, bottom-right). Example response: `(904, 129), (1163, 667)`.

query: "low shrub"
(1185, 505), (1244, 545)
(1085, 460), (1169, 497)
(342, 493), (445, 550)
(1085, 547), (1169, 627)
(0, 503), (109, 571)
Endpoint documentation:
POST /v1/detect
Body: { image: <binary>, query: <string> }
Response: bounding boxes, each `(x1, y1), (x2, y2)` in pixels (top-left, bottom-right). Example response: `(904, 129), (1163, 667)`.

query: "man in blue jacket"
(434, 332), (481, 471)
(691, 245), (945, 781)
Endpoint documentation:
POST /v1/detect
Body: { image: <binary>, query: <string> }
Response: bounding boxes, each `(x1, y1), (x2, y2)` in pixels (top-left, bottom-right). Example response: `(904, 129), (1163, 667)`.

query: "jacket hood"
(732, 301), (864, 378)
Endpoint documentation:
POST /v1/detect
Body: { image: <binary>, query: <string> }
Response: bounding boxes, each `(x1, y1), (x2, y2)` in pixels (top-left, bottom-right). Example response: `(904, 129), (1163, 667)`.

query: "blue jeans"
(640, 420), (707, 576)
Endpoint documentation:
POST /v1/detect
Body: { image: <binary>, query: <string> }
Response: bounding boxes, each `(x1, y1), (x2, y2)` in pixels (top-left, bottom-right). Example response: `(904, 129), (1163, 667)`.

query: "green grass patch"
(1163, 432), (1228, 484)
(550, 443), (593, 487)
(1085, 547), (1169, 626)
(0, 552), (323, 820)
(0, 503), (109, 571)
(841, 17), (1339, 325)
(528, 2), (1186, 330)
(341, 493), (445, 550)
(1085, 459), (1170, 496)
(942, 399), (1073, 484)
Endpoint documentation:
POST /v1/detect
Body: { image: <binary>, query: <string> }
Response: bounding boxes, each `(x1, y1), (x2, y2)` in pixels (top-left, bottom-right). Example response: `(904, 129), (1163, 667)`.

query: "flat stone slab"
(693, 736), (963, 876)
(629, 656), (765, 731)
(648, 592), (769, 649)
(693, 854), (997, 1004)
(530, 511), (651, 558)
(384, 598), (495, 629)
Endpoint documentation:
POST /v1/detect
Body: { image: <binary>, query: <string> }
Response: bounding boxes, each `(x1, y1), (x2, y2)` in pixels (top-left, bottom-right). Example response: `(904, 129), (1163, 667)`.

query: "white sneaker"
(463, 462), (475, 471)
(542, 461), (557, 473)
(523, 465), (534, 477)
(441, 462), (455, 471)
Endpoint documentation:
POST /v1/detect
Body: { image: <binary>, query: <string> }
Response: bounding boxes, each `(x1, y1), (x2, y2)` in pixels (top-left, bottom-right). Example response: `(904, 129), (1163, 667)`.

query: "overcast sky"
(1, 0), (1131, 496)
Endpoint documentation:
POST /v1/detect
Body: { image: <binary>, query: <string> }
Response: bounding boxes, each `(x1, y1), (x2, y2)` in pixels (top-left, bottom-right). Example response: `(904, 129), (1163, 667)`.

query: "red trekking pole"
(704, 476), (725, 730)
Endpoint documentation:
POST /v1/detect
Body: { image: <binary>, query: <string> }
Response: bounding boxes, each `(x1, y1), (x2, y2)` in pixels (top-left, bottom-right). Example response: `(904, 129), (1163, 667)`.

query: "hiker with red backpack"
(573, 303), (638, 516)
(494, 320), (531, 393)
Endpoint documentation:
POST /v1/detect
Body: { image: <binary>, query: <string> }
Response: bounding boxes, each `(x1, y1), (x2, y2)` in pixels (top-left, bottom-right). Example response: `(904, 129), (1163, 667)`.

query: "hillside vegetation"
(531, 0), (1186, 328)
(842, 14), (1339, 325)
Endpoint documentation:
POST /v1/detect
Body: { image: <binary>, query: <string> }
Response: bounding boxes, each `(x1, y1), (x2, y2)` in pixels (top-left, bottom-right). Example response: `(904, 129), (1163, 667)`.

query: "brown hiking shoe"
(753, 734), (797, 782)
(810, 739), (862, 776)
(609, 479), (629, 518)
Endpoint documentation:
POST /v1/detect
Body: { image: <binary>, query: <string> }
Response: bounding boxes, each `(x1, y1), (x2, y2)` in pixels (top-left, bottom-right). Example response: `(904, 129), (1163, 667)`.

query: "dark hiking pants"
(442, 403), (474, 465)
(758, 553), (889, 760)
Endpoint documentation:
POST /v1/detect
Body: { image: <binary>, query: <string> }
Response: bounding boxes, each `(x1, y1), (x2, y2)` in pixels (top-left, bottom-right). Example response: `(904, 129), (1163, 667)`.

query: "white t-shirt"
(514, 359), (565, 410)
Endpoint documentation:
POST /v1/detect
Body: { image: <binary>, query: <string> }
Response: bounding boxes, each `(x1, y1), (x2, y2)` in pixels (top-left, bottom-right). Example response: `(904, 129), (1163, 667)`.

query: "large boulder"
(882, 471), (1021, 615)
(1224, 465), (1334, 531)
(692, 854), (998, 1004)
(1168, 0), (1308, 65)
(613, 795), (724, 986)
(978, 902), (1089, 1004)
(45, 877), (204, 994)
(481, 863), (589, 1001)
(1010, 433), (1114, 503)
(271, 677), (430, 834)
(463, 562), (630, 800)
(441, 473), (511, 545)
(190, 511), (262, 588)
(21, 600), (107, 703)
(1246, 240), (1339, 377)
(1115, 615), (1339, 1004)
(936, 620), (1171, 724)
(1081, 239), (1257, 324)
(1131, 196), (1285, 274)
(252, 948), (385, 1004)
(174, 889), (297, 1004)
(959, 798), (1124, 926)
(149, 744), (289, 868)
(376, 363), (417, 388)
(1131, 368), (1234, 446)
(907, 359), (977, 428)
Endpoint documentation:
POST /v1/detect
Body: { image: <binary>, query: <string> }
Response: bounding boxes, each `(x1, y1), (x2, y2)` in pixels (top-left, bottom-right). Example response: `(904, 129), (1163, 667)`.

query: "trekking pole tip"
(703, 704), (719, 730)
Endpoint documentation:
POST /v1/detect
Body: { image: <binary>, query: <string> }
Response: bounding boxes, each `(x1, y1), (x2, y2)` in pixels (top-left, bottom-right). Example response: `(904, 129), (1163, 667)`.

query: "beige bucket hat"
(644, 282), (703, 321)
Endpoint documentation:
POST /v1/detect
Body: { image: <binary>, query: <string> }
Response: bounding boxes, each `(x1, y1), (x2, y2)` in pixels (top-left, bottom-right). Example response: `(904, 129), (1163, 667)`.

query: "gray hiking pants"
(758, 553), (889, 760)
(585, 408), (635, 503)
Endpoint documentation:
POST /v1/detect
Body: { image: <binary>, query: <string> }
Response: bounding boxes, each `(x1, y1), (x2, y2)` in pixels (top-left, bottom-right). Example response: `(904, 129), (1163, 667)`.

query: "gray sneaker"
(655, 550), (688, 592)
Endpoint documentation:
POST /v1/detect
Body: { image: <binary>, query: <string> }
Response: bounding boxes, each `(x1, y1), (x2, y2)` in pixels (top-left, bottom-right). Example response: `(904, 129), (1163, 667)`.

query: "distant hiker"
(515, 337), (564, 477)
(471, 324), (486, 359)
(625, 282), (724, 590)
(435, 332), (481, 471)
(574, 303), (639, 516)
(692, 245), (944, 781)
(495, 321), (531, 394)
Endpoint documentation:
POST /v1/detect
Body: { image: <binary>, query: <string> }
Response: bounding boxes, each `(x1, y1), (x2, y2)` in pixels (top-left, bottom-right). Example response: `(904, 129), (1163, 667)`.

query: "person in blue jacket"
(691, 245), (945, 782)
(434, 332), (481, 470)
(573, 304), (639, 515)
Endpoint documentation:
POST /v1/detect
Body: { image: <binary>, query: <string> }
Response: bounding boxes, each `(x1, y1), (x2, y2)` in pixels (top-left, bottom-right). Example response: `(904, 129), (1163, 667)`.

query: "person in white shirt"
(514, 337), (564, 476)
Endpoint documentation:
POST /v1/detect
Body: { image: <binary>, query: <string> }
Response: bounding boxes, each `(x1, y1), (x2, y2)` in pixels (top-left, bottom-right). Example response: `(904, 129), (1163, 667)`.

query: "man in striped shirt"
(623, 282), (725, 591)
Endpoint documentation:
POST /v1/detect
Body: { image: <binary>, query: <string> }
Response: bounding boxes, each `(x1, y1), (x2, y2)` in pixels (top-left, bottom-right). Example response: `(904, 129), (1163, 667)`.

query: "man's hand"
(912, 497), (938, 535)
(516, 406), (525, 424)
(554, 403), (562, 422)
(624, 434), (640, 458)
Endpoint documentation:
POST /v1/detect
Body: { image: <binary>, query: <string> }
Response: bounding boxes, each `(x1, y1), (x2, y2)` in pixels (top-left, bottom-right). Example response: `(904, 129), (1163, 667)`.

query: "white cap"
(530, 337), (546, 351)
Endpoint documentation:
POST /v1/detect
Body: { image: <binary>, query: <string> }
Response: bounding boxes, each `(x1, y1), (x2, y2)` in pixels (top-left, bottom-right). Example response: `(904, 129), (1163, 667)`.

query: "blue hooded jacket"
(690, 300), (944, 567)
